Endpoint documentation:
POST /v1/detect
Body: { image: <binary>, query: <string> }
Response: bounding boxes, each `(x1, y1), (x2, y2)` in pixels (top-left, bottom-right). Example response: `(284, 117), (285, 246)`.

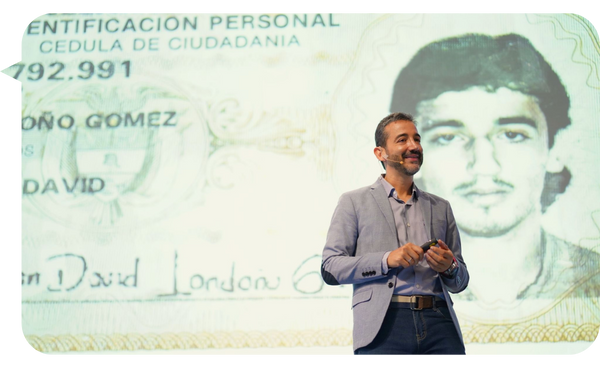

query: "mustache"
(403, 149), (422, 159)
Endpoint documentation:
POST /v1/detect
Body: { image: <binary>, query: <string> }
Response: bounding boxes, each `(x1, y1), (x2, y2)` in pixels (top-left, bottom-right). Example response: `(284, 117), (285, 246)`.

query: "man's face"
(416, 87), (550, 237)
(382, 120), (423, 176)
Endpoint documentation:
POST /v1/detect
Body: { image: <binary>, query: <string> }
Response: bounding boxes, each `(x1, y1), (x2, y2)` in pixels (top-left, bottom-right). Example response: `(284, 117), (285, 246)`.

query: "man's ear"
(545, 146), (565, 173)
(374, 146), (386, 162)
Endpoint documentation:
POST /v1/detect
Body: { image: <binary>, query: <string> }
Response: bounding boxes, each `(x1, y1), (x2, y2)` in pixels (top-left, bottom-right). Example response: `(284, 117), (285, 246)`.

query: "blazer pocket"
(351, 289), (373, 309)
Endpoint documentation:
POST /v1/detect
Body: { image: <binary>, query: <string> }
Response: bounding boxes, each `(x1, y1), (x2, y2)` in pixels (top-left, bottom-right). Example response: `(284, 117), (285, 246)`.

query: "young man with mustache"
(389, 33), (600, 333)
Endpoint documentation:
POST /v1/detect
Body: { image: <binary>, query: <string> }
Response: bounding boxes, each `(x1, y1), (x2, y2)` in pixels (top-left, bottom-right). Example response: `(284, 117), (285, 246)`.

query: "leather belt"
(391, 295), (446, 310)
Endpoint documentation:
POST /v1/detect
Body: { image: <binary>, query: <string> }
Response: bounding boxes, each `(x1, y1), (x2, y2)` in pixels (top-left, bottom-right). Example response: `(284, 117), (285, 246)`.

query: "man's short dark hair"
(389, 33), (571, 209)
(375, 112), (416, 149)
(374, 112), (415, 169)
(390, 33), (570, 149)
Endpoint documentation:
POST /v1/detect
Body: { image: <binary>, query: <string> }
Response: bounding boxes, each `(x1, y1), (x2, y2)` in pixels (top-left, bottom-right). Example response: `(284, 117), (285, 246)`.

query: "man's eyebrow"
(392, 133), (421, 140)
(497, 116), (538, 128)
(420, 120), (463, 132)
(420, 117), (538, 132)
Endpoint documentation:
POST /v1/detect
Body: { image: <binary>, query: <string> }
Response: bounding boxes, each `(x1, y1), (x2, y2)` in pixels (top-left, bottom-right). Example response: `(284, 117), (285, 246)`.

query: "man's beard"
(387, 153), (422, 176)
(450, 177), (522, 237)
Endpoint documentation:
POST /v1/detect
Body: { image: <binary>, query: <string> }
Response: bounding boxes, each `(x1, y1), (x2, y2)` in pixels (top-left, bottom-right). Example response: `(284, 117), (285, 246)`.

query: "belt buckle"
(409, 295), (422, 311)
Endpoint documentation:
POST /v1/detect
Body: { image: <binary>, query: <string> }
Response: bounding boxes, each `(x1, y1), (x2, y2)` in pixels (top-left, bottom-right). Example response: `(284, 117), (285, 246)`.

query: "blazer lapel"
(370, 179), (397, 237)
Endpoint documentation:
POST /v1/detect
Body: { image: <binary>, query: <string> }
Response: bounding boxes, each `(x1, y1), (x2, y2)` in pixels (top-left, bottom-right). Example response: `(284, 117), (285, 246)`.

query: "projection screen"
(12, 13), (600, 354)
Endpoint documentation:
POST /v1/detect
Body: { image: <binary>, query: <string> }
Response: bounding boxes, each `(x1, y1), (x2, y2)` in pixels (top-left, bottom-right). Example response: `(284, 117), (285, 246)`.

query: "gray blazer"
(321, 178), (469, 351)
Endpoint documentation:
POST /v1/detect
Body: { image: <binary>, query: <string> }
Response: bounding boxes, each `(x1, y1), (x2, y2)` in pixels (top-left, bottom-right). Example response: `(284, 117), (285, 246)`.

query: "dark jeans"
(354, 305), (465, 354)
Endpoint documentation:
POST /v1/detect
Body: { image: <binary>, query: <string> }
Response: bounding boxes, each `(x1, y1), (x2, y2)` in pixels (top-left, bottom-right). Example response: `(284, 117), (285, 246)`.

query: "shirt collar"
(378, 174), (420, 201)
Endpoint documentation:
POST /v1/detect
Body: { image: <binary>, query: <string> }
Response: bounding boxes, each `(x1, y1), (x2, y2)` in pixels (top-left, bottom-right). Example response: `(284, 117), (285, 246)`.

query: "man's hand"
(387, 243), (424, 268)
(425, 239), (454, 272)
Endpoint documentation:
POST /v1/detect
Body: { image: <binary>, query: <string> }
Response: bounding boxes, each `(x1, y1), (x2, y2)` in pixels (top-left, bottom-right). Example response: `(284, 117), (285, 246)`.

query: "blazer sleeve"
(439, 202), (469, 293)
(321, 193), (389, 285)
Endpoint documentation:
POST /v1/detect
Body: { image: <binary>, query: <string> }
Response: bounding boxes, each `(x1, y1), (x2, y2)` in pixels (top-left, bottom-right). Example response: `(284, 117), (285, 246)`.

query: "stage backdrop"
(12, 13), (600, 354)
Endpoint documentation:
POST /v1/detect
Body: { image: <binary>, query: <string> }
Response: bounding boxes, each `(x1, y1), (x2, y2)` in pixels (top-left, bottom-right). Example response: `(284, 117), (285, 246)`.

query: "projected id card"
(11, 13), (600, 353)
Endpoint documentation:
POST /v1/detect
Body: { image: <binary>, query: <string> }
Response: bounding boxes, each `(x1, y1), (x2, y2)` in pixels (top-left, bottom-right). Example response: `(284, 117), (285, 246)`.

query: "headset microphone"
(383, 154), (404, 165)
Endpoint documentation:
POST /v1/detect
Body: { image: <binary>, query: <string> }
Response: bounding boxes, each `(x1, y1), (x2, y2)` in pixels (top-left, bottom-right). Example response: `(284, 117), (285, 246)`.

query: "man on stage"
(321, 112), (469, 354)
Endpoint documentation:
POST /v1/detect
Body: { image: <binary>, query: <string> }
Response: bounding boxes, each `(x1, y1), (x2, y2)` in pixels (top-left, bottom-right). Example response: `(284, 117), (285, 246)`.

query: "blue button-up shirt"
(379, 175), (444, 298)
